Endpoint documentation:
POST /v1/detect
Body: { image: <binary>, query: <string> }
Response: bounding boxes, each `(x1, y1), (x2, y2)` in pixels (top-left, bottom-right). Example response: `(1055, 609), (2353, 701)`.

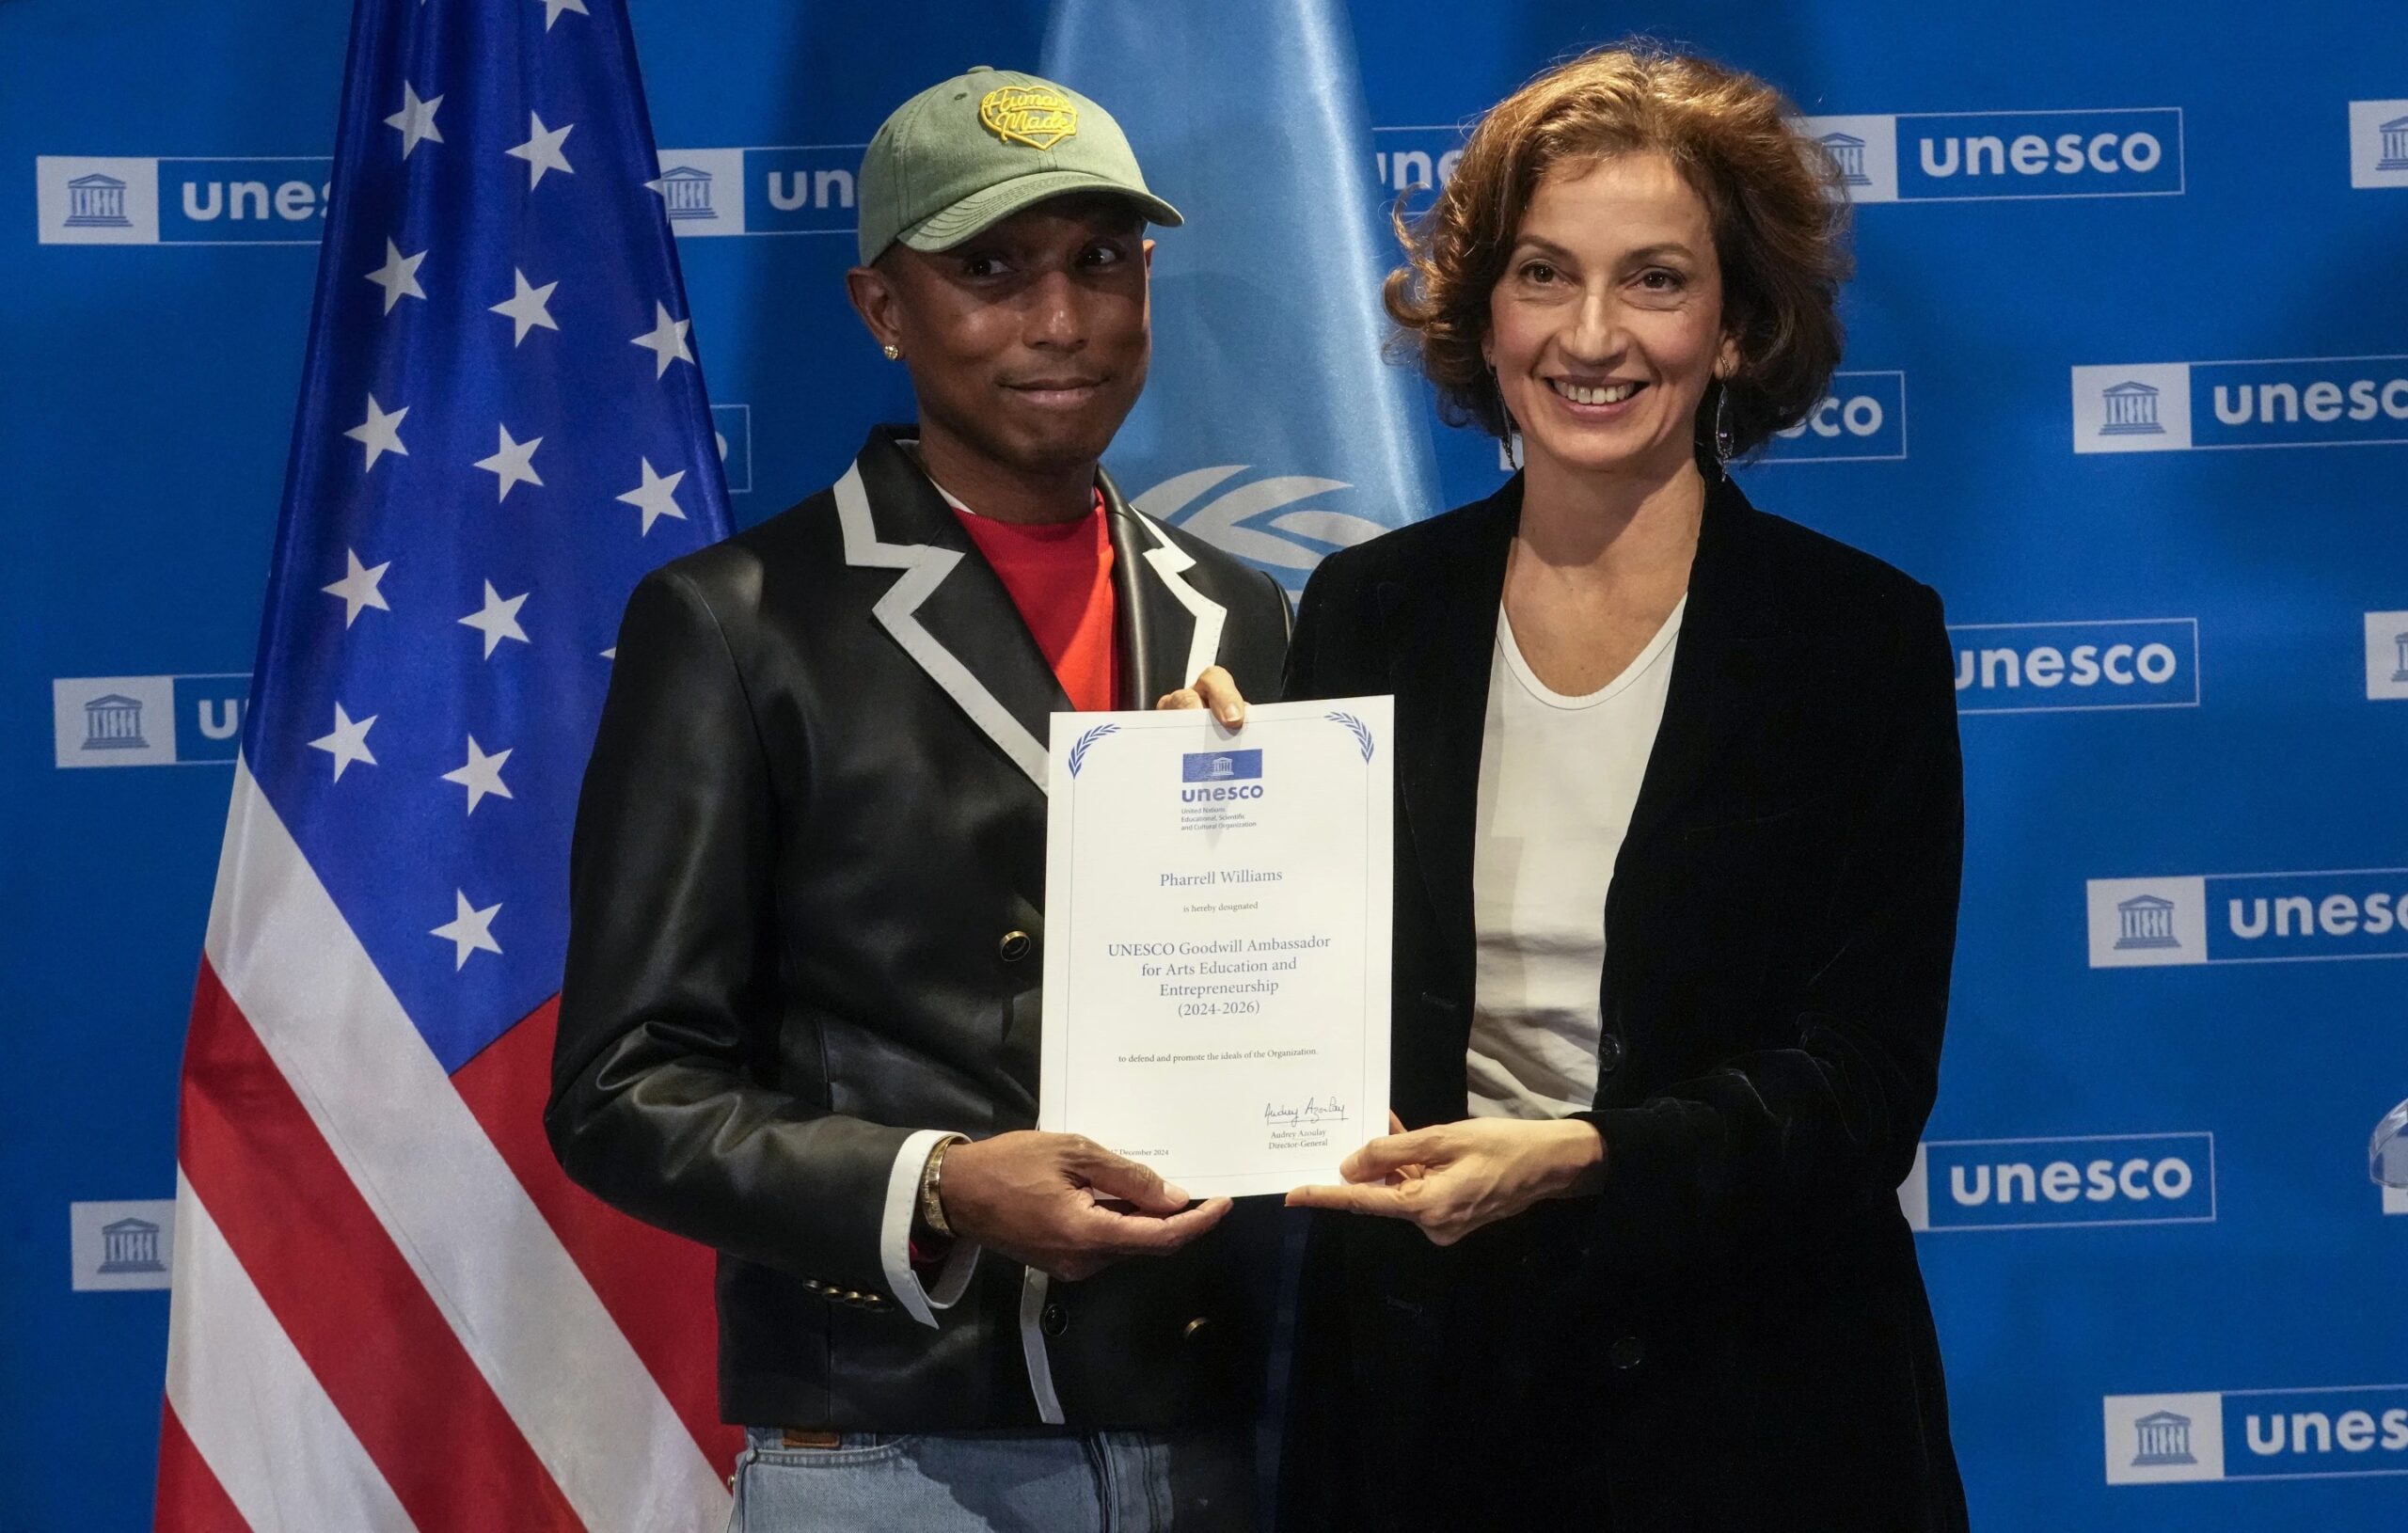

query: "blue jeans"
(727, 1425), (1256, 1532)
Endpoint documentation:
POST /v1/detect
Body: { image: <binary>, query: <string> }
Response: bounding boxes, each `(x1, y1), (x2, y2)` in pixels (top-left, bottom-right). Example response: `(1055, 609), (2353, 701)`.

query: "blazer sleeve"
(1575, 583), (1964, 1273)
(545, 567), (918, 1300)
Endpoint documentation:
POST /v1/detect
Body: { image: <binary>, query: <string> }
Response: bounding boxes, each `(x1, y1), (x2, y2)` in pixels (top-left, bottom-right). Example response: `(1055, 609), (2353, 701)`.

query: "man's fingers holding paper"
(1154, 664), (1246, 727)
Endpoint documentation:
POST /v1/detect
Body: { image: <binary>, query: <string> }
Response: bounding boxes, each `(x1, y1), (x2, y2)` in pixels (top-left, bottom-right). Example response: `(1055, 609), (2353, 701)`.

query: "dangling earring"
(1712, 381), (1735, 469)
(1489, 360), (1523, 469)
(881, 344), (902, 361)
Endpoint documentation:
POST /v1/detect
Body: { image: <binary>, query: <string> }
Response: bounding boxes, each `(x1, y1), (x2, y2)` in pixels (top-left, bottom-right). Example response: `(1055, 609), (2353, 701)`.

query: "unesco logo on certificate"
(1181, 750), (1262, 783)
(1180, 748), (1265, 824)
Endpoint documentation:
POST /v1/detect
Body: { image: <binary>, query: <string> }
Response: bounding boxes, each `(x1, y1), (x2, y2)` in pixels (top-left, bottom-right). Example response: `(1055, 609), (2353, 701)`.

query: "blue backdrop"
(9, 2), (2408, 1527)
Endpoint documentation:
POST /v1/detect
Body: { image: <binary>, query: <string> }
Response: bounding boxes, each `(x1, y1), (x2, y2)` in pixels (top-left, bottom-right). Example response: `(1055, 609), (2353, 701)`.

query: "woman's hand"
(1155, 664), (1247, 727)
(1286, 1111), (1607, 1246)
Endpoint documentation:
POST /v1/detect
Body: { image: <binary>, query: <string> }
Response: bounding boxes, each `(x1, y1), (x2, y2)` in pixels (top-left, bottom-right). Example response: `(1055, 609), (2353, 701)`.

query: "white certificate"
(1038, 696), (1393, 1197)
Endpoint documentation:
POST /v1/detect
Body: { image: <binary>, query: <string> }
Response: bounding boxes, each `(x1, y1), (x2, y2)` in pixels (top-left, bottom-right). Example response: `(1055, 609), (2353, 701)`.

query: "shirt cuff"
(879, 1130), (980, 1327)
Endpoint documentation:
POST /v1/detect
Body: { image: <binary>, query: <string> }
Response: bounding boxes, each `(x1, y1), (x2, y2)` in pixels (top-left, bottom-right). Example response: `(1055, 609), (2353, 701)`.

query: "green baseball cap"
(856, 65), (1182, 265)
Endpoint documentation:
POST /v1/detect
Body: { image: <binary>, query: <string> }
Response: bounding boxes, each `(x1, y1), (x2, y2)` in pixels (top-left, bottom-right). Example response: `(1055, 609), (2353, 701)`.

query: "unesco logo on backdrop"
(1898, 1133), (2213, 1232)
(652, 165), (722, 222)
(1372, 126), (1465, 208)
(2103, 1386), (2408, 1485)
(2365, 610), (2408, 700)
(650, 150), (750, 234)
(1758, 371), (1907, 462)
(657, 134), (1499, 236)
(38, 149), (866, 245)
(51, 674), (247, 767)
(2087, 869), (2408, 968)
(1796, 109), (2182, 204)
(1951, 619), (2196, 714)
(651, 146), (862, 238)
(37, 156), (331, 245)
(2073, 357), (2408, 452)
(69, 1199), (175, 1291)
(2349, 100), (2408, 189)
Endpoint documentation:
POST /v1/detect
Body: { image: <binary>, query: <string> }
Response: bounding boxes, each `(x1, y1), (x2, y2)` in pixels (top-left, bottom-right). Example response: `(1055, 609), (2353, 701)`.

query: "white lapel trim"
(1018, 1268), (1066, 1424)
(1129, 510), (1228, 690)
(834, 460), (1049, 790)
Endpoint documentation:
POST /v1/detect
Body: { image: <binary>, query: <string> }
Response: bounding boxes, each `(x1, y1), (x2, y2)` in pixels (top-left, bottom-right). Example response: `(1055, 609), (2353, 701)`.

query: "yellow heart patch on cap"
(978, 85), (1079, 150)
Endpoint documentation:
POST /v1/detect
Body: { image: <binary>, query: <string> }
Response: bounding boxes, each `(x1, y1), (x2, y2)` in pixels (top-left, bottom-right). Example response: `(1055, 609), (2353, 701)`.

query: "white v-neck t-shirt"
(1465, 595), (1686, 1120)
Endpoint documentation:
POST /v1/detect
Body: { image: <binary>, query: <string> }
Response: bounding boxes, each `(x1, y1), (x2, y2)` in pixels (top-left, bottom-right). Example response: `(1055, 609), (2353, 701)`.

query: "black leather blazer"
(547, 426), (1291, 1431)
(1279, 471), (1970, 1531)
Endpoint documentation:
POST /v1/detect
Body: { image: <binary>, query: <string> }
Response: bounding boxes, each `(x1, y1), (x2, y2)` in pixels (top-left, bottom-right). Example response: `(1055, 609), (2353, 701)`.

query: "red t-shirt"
(950, 490), (1119, 712)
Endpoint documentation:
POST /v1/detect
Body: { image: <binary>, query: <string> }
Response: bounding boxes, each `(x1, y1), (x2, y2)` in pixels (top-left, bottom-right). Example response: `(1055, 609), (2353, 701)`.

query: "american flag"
(157, 0), (738, 1526)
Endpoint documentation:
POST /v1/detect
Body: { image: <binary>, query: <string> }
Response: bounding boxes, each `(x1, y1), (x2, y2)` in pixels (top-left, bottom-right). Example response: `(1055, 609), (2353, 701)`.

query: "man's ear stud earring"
(881, 344), (902, 361)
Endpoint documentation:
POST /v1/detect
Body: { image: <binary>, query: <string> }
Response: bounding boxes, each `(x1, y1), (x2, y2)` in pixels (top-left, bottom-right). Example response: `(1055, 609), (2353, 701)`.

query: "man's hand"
(940, 1130), (1233, 1281)
(1284, 1114), (1606, 1247)
(1155, 664), (1247, 727)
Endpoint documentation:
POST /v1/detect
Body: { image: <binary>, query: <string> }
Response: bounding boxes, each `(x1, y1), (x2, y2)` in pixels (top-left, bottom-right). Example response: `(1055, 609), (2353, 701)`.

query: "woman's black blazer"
(1279, 470), (1971, 1532)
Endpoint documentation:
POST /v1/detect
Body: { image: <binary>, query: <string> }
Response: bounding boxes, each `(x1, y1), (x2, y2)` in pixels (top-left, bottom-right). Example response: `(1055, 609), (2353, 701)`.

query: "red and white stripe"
(158, 761), (736, 1531)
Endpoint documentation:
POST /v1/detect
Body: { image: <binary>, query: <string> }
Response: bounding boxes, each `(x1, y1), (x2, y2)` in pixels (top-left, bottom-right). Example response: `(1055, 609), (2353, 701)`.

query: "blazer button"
(1608, 1335), (1645, 1370)
(999, 930), (1033, 963)
(1040, 1302), (1069, 1336)
(1181, 1317), (1211, 1342)
(1596, 1032), (1625, 1072)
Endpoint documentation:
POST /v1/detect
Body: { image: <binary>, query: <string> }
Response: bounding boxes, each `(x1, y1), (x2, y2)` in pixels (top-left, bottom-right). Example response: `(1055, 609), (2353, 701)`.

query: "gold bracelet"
(918, 1135), (965, 1239)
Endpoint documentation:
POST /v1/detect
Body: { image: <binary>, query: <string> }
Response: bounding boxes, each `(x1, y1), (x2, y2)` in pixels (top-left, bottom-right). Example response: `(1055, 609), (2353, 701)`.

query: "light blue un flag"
(1043, 0), (1442, 589)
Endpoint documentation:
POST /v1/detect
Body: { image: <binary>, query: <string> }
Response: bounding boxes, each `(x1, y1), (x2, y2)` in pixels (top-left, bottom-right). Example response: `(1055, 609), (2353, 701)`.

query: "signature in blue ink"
(1264, 1098), (1348, 1127)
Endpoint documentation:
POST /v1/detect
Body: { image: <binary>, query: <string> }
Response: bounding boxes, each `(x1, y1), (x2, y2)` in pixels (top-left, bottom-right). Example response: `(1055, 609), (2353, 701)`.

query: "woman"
(1277, 45), (1969, 1530)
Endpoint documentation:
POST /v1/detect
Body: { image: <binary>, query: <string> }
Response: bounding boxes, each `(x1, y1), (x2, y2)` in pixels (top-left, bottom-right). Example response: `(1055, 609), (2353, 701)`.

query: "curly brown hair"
(1386, 42), (1851, 463)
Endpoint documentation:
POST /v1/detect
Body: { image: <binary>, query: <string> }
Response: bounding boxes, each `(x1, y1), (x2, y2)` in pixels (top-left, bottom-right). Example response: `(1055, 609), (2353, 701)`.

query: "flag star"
(441, 735), (515, 814)
(490, 268), (560, 345)
(616, 457), (689, 535)
(308, 703), (378, 781)
(473, 423), (545, 501)
(630, 302), (693, 378)
(539, 0), (589, 28)
(365, 239), (428, 314)
(323, 548), (392, 626)
(505, 112), (576, 188)
(459, 580), (531, 657)
(431, 890), (503, 971)
(344, 393), (410, 472)
(385, 84), (445, 159)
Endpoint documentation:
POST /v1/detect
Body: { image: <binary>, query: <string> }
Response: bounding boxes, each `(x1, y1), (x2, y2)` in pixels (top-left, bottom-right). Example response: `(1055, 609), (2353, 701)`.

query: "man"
(546, 67), (1290, 1531)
